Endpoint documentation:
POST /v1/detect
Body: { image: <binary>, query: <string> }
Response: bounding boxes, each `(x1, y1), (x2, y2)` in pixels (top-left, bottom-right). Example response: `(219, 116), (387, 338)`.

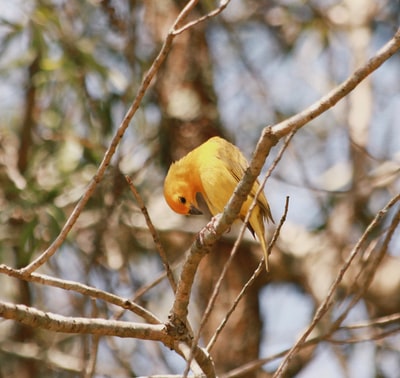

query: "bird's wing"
(216, 141), (247, 183)
(197, 138), (273, 223)
(218, 140), (274, 223)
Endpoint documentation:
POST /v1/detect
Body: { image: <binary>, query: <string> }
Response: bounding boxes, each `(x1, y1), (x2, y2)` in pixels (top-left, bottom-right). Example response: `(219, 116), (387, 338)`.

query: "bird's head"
(163, 161), (203, 216)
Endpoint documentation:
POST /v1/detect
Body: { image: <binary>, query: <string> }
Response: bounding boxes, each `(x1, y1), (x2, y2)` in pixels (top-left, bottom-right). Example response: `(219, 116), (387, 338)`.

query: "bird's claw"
(206, 214), (222, 233)
(197, 214), (223, 245)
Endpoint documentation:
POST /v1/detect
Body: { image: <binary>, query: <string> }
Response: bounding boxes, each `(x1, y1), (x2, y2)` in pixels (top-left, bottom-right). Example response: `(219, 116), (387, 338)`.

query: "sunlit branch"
(172, 0), (231, 35)
(273, 192), (400, 377)
(126, 175), (177, 293)
(207, 196), (290, 353)
(0, 264), (161, 325)
(0, 300), (167, 340)
(18, 0), (203, 275)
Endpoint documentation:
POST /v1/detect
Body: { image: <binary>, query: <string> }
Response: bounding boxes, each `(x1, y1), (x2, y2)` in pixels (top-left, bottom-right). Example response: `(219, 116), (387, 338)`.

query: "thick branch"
(167, 26), (400, 353)
(0, 264), (161, 325)
(0, 300), (168, 341)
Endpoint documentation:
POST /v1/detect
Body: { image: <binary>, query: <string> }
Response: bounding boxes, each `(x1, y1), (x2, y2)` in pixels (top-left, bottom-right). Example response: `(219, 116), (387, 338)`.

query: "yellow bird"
(163, 136), (274, 271)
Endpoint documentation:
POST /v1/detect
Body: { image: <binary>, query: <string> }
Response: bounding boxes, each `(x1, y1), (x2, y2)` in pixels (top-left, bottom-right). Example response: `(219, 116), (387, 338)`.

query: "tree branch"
(0, 264), (161, 325)
(271, 27), (400, 139)
(18, 0), (202, 275)
(273, 193), (400, 377)
(125, 175), (177, 293)
(0, 300), (168, 341)
(172, 0), (231, 35)
(167, 27), (400, 343)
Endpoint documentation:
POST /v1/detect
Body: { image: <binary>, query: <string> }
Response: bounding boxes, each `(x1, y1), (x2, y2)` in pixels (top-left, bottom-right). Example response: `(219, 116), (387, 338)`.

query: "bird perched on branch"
(163, 136), (273, 271)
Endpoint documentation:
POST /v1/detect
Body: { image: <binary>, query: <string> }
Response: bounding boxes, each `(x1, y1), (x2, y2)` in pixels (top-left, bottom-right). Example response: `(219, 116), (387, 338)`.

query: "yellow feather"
(164, 137), (273, 271)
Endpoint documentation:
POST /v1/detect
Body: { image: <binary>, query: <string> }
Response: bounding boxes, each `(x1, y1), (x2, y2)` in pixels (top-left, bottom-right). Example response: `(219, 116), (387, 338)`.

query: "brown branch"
(172, 0), (231, 35)
(271, 27), (400, 139)
(273, 193), (400, 377)
(125, 175), (177, 293)
(206, 196), (290, 353)
(221, 312), (400, 378)
(195, 133), (294, 355)
(0, 264), (161, 325)
(339, 312), (400, 329)
(330, 204), (400, 331)
(328, 327), (400, 345)
(18, 0), (202, 275)
(0, 300), (168, 341)
(167, 240), (211, 329)
(0, 298), (213, 376)
(167, 27), (400, 347)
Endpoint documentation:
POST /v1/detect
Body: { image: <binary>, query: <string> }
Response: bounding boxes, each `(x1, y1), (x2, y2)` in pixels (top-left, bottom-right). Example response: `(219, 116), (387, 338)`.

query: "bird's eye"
(178, 196), (186, 204)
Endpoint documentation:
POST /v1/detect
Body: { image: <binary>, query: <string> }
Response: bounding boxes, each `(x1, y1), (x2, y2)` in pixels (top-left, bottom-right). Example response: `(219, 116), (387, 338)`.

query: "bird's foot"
(206, 214), (222, 234)
(197, 214), (222, 245)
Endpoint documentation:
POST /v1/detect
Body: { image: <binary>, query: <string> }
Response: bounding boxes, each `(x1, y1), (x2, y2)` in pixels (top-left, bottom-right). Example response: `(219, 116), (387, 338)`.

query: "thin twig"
(173, 23), (399, 359)
(330, 204), (400, 332)
(220, 313), (400, 378)
(181, 133), (293, 375)
(113, 258), (185, 321)
(220, 338), (319, 378)
(327, 326), (400, 345)
(339, 312), (400, 329)
(18, 0), (200, 275)
(221, 311), (400, 378)
(267, 195), (289, 252)
(273, 193), (400, 377)
(84, 300), (100, 378)
(172, 0), (231, 35)
(272, 28), (400, 139)
(125, 175), (177, 293)
(207, 196), (290, 353)
(0, 264), (161, 325)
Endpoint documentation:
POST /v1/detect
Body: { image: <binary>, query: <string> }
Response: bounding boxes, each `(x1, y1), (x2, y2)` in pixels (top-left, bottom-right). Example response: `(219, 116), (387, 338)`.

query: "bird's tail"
(249, 212), (270, 272)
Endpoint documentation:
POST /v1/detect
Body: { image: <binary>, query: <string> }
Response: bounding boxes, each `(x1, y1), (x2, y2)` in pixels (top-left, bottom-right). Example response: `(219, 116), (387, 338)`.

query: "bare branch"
(273, 193), (400, 377)
(207, 196), (290, 353)
(172, 0), (231, 35)
(83, 300), (100, 378)
(221, 312), (400, 378)
(125, 175), (177, 293)
(340, 312), (400, 329)
(0, 299), (214, 376)
(272, 27), (400, 139)
(18, 0), (204, 275)
(0, 264), (161, 325)
(330, 204), (400, 331)
(167, 27), (400, 352)
(328, 327), (400, 345)
(0, 300), (168, 341)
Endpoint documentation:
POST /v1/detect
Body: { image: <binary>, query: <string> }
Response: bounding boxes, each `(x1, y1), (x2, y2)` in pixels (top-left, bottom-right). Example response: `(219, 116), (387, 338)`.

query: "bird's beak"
(189, 204), (202, 215)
